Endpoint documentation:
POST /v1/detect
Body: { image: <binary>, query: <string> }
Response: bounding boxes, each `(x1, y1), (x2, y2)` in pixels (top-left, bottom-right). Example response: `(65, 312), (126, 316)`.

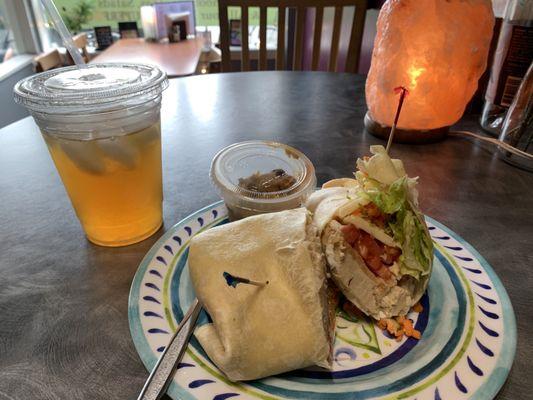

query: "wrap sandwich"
(306, 146), (433, 320)
(188, 208), (335, 381)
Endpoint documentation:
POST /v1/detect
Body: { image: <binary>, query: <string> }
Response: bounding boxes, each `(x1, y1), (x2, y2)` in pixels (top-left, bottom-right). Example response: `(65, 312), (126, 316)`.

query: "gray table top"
(0, 72), (531, 400)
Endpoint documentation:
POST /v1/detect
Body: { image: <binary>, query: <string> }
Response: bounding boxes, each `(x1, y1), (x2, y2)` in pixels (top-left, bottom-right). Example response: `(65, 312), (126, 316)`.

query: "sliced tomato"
(357, 230), (382, 263)
(341, 223), (398, 281)
(341, 224), (360, 246)
(375, 265), (393, 280)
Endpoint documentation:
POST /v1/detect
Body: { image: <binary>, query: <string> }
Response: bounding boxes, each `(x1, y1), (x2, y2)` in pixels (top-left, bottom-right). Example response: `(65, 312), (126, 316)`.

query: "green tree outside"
(54, 0), (277, 30)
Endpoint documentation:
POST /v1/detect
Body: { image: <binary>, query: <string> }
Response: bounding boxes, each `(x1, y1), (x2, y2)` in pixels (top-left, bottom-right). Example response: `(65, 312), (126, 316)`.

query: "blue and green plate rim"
(128, 201), (517, 400)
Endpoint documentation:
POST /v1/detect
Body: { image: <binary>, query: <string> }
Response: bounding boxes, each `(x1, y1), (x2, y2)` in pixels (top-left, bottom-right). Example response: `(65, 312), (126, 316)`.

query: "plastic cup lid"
(13, 63), (168, 114)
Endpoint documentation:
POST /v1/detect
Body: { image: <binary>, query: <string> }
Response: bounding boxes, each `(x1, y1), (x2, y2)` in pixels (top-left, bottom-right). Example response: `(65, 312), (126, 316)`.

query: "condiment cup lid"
(210, 140), (316, 204)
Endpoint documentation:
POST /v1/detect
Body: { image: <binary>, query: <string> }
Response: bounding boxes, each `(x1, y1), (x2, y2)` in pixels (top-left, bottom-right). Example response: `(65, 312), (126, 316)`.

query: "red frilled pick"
(394, 86), (409, 97)
(385, 86), (410, 152)
(392, 86), (409, 127)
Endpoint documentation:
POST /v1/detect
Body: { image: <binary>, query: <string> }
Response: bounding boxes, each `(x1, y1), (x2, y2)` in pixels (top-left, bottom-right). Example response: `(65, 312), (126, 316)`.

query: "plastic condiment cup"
(210, 140), (317, 220)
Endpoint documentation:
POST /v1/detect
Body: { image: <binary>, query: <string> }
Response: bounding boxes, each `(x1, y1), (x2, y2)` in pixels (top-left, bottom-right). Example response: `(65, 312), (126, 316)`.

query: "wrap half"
(188, 208), (334, 381)
(306, 146), (433, 320)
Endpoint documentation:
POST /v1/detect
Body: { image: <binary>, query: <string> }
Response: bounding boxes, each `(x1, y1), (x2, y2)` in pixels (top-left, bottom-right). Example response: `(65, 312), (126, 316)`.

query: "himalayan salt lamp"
(365, 0), (494, 143)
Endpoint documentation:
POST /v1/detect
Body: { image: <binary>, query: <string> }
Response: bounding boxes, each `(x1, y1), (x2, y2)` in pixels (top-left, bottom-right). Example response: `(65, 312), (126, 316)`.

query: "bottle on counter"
(481, 0), (533, 136)
(498, 61), (533, 171)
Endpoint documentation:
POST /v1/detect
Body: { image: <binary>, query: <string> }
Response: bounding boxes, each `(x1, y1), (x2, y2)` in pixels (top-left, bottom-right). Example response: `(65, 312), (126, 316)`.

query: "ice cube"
(59, 140), (107, 175)
(96, 136), (140, 170)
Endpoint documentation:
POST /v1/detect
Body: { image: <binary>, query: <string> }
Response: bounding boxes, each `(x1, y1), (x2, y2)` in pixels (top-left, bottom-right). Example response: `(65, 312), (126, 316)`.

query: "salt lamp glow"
(365, 0), (494, 142)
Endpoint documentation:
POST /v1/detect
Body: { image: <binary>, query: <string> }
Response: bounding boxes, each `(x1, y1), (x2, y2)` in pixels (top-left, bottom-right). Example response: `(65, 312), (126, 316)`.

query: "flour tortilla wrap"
(306, 146), (433, 320)
(188, 208), (333, 381)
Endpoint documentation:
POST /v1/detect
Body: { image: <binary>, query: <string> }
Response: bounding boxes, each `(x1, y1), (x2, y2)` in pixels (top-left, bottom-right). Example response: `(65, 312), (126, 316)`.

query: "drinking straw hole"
(79, 73), (106, 82)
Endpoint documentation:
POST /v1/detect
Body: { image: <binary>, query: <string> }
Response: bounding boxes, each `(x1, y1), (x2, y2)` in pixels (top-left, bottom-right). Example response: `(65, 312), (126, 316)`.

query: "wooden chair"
(118, 22), (140, 39)
(218, 0), (367, 72)
(72, 33), (90, 62)
(34, 49), (63, 73)
(94, 26), (114, 50)
(64, 33), (90, 65)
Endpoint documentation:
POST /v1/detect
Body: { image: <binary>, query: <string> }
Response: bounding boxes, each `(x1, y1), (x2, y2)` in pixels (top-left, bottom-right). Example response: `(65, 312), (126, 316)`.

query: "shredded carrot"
(351, 209), (362, 217)
(412, 302), (424, 313)
(377, 315), (421, 341)
(386, 319), (399, 334)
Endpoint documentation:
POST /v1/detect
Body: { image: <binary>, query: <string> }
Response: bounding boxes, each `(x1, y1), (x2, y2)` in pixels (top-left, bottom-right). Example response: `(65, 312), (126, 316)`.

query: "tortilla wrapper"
(323, 220), (428, 320)
(307, 184), (430, 320)
(305, 186), (353, 233)
(188, 208), (332, 381)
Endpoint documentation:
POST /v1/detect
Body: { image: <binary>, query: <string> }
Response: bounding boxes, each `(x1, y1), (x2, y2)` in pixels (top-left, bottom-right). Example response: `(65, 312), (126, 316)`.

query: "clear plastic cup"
(14, 63), (169, 246)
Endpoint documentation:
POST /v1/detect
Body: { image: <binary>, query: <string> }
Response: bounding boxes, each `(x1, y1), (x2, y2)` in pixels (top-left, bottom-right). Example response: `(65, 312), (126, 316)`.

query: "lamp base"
(364, 112), (449, 144)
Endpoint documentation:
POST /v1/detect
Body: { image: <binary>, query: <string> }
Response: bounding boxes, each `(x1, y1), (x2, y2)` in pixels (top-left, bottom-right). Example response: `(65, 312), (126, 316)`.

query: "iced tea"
(14, 63), (169, 246)
(42, 123), (162, 246)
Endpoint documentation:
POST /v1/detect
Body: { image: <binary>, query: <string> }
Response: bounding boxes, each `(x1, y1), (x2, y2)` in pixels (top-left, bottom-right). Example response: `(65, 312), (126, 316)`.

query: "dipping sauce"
(238, 169), (297, 193)
(210, 141), (316, 221)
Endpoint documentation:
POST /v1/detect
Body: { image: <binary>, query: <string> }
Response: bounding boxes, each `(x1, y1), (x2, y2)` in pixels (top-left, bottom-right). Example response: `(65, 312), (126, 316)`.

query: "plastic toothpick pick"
(223, 272), (269, 288)
(386, 86), (409, 154)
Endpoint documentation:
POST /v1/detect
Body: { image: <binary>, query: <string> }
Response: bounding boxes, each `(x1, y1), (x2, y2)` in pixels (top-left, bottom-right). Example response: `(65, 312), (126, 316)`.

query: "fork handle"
(137, 298), (202, 400)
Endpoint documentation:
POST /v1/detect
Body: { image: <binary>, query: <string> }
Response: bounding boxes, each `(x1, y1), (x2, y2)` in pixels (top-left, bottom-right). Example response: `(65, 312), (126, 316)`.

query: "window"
(33, 0), (226, 51)
(31, 0), (63, 51)
(0, 1), (39, 63)
(0, 0), (17, 63)
(225, 7), (279, 49)
(32, 1), (279, 51)
(38, 1), (223, 32)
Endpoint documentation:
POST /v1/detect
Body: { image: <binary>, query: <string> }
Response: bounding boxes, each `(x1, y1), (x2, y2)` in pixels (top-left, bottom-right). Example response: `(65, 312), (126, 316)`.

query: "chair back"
(119, 22), (140, 38)
(72, 33), (90, 62)
(94, 26), (114, 50)
(34, 49), (63, 72)
(218, 0), (367, 72)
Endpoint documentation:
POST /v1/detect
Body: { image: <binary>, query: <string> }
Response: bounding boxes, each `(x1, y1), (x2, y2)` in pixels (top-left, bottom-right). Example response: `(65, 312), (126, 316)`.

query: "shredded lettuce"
(355, 146), (433, 280)
(362, 176), (409, 215)
(389, 206), (433, 279)
(357, 145), (404, 185)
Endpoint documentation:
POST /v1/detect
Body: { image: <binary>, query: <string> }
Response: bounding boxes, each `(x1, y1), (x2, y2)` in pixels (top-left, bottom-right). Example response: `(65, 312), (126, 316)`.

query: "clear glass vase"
(498, 62), (533, 171)
(481, 0), (533, 136)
